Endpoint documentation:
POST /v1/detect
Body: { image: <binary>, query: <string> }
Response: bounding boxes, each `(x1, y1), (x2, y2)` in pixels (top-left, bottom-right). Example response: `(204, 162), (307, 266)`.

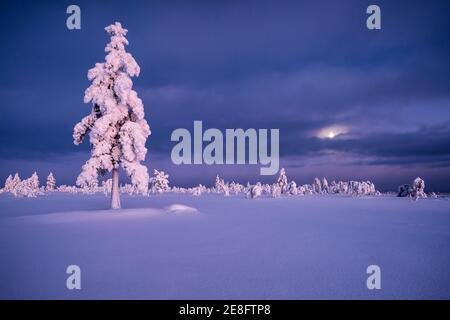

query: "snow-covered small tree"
(247, 182), (262, 199)
(397, 184), (410, 197)
(57, 185), (79, 193)
(322, 177), (329, 194)
(150, 170), (170, 194)
(229, 181), (244, 194)
(288, 181), (298, 195)
(411, 177), (427, 199)
(5, 173), (22, 194)
(4, 175), (14, 192)
(271, 184), (281, 198)
(73, 22), (150, 209)
(29, 172), (40, 191)
(12, 172), (41, 198)
(214, 175), (230, 195)
(13, 173), (21, 185)
(192, 184), (206, 196)
(46, 172), (56, 191)
(260, 183), (271, 195)
(313, 177), (322, 194)
(121, 183), (135, 195)
(277, 168), (288, 194)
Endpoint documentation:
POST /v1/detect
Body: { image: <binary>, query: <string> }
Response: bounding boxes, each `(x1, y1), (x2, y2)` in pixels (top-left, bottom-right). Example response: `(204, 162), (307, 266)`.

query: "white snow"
(165, 204), (199, 214)
(1, 192), (450, 299)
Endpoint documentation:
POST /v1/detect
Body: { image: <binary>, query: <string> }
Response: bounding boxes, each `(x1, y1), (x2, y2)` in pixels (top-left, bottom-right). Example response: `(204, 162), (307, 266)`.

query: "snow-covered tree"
(313, 177), (322, 194)
(247, 182), (262, 199)
(4, 173), (22, 194)
(411, 177), (427, 199)
(192, 184), (206, 196)
(57, 185), (80, 193)
(229, 181), (244, 194)
(4, 174), (14, 192)
(214, 175), (229, 195)
(73, 22), (150, 209)
(398, 184), (411, 197)
(29, 172), (40, 190)
(277, 168), (288, 194)
(271, 184), (281, 198)
(46, 172), (56, 191)
(322, 177), (329, 194)
(287, 181), (298, 195)
(120, 183), (135, 195)
(13, 173), (21, 186)
(260, 183), (271, 195)
(150, 170), (170, 194)
(12, 172), (41, 198)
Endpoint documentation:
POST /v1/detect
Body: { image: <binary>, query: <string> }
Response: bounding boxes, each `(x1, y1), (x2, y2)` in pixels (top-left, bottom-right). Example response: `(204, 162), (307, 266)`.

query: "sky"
(1, 0), (450, 191)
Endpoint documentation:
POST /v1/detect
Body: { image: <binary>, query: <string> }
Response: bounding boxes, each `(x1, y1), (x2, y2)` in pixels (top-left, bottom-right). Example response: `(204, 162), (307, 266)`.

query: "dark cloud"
(1, 0), (450, 190)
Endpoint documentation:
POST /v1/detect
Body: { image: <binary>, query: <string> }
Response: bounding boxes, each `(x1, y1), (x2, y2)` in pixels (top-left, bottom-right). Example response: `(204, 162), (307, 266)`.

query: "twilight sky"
(1, 0), (450, 191)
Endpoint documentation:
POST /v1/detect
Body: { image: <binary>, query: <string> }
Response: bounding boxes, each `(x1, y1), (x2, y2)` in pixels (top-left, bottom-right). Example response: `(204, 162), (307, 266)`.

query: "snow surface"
(0, 193), (449, 299)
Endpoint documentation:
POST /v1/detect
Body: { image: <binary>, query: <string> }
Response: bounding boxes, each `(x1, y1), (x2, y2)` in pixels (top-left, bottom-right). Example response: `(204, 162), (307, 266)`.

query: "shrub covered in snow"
(73, 22), (150, 209)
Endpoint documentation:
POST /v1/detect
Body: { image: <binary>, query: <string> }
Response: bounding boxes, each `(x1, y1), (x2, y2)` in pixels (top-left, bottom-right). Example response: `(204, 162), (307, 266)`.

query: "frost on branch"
(73, 22), (150, 199)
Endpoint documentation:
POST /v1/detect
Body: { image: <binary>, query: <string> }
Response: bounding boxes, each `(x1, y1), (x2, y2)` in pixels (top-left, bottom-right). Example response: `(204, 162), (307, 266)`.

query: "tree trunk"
(111, 168), (121, 209)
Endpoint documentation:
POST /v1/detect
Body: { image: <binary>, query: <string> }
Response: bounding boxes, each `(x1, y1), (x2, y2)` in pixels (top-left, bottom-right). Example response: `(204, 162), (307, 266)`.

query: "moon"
(316, 125), (348, 139)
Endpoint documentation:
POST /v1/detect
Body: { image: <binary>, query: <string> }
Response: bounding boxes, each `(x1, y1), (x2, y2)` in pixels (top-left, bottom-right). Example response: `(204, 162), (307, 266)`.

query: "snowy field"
(0, 193), (449, 299)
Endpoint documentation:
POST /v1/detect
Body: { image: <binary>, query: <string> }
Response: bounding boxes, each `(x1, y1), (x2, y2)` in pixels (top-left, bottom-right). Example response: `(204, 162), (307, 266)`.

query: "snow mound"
(165, 204), (198, 214)
(7, 208), (163, 225)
